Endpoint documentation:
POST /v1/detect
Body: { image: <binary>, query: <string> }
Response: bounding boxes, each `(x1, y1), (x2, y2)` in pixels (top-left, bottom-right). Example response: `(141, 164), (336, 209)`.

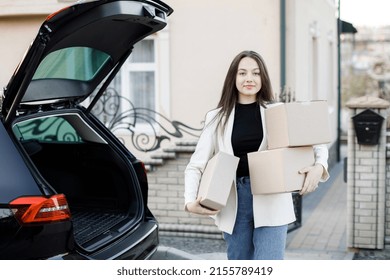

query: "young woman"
(184, 50), (329, 260)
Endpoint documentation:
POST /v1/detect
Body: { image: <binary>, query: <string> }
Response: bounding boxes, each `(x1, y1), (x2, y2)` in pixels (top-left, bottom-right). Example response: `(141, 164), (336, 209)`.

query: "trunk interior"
(20, 136), (141, 251)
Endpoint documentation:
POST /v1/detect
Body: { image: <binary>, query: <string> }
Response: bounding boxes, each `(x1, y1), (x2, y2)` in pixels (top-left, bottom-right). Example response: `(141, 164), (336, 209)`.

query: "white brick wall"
(386, 157), (390, 245)
(146, 152), (222, 238)
(347, 105), (388, 249)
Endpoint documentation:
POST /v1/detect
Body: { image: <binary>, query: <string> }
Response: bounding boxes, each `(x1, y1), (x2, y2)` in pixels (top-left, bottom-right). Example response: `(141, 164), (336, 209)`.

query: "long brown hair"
(213, 50), (274, 133)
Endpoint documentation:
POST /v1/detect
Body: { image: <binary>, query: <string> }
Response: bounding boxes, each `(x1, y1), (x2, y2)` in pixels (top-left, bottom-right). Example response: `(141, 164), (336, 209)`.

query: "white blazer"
(184, 105), (330, 234)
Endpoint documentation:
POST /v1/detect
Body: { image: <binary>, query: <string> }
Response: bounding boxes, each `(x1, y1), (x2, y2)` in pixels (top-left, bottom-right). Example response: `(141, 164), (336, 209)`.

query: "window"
(328, 41), (335, 106)
(95, 31), (171, 136)
(121, 39), (157, 124)
(13, 117), (82, 143)
(310, 37), (319, 100)
(33, 47), (111, 81)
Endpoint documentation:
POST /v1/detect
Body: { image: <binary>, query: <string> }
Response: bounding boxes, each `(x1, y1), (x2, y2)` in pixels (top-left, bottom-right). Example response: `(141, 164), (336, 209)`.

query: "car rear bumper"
(48, 221), (158, 260)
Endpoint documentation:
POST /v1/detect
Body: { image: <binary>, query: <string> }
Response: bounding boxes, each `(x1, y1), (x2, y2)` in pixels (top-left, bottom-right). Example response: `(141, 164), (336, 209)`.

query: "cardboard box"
(248, 147), (314, 194)
(265, 101), (331, 150)
(197, 151), (239, 210)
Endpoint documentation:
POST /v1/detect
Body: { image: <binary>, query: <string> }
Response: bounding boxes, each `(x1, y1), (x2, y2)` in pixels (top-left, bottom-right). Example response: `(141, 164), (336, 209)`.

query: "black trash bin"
(352, 109), (384, 145)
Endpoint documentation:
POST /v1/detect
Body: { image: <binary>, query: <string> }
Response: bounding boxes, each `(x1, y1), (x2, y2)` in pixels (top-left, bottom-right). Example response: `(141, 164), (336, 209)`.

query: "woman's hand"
(298, 164), (324, 195)
(185, 197), (220, 215)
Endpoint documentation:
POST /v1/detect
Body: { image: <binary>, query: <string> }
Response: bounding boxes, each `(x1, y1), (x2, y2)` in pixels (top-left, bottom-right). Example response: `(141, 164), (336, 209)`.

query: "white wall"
(286, 0), (338, 142)
(165, 0), (280, 127)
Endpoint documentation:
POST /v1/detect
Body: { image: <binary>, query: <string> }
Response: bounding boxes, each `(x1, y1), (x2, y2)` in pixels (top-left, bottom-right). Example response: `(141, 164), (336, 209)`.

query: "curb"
(151, 246), (203, 260)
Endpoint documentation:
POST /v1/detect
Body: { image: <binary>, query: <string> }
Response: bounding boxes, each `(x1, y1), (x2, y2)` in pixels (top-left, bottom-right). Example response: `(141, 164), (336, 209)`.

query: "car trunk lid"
(1, 0), (172, 126)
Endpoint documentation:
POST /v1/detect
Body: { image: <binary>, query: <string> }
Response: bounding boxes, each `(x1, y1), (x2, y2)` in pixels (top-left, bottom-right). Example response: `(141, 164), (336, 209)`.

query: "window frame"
(116, 31), (170, 135)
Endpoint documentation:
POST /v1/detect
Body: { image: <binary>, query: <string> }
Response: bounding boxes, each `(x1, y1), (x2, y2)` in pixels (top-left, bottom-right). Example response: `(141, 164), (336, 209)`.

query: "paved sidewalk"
(284, 161), (354, 260)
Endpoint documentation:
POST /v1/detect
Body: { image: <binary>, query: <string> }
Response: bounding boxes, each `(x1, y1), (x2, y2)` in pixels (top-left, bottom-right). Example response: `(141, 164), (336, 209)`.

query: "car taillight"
(10, 194), (71, 224)
(140, 161), (147, 174)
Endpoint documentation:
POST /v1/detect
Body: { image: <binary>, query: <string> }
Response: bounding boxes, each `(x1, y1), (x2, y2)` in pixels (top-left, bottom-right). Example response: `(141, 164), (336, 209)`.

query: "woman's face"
(235, 57), (261, 104)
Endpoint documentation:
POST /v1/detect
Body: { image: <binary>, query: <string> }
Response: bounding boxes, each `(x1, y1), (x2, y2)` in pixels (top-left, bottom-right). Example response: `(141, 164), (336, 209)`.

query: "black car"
(0, 0), (172, 260)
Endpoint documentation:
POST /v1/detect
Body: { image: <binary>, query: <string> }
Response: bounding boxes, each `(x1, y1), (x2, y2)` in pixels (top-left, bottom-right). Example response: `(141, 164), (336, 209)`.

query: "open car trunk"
(13, 112), (143, 252)
(0, 0), (171, 260)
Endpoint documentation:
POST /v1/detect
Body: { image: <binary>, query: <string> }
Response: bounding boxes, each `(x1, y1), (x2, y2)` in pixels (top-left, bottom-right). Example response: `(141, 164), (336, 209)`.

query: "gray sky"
(340, 0), (390, 27)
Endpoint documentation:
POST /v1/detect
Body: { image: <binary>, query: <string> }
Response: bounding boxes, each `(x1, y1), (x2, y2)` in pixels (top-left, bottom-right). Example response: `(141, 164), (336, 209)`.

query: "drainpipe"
(280, 0), (286, 92)
(337, 0), (341, 162)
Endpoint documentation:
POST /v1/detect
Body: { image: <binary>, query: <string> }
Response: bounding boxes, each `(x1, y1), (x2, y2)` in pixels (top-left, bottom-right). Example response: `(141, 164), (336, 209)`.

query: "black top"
(231, 102), (263, 177)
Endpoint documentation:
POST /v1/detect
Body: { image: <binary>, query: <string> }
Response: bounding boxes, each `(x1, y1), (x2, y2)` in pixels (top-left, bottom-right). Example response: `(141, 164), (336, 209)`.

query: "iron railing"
(89, 87), (203, 152)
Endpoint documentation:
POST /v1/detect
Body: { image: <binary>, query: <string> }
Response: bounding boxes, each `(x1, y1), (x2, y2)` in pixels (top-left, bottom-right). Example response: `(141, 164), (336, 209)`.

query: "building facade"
(0, 0), (339, 163)
(0, 0), (340, 239)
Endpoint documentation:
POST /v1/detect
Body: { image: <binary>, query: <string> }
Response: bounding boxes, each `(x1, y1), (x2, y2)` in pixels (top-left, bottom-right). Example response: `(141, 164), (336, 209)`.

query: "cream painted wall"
(0, 0), (71, 17)
(164, 0), (280, 127)
(0, 16), (45, 89)
(164, 0), (338, 146)
(0, 0), (71, 89)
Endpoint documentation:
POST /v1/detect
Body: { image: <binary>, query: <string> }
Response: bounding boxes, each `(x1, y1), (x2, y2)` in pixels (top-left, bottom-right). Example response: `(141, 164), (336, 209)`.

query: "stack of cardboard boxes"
(197, 101), (331, 210)
(248, 101), (331, 194)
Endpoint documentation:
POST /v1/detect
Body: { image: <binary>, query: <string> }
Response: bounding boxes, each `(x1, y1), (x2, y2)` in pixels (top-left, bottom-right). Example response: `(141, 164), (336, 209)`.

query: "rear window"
(13, 116), (82, 143)
(32, 47), (111, 81)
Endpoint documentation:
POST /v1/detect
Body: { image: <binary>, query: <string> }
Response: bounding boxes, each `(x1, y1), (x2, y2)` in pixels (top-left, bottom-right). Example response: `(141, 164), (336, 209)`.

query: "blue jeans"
(223, 176), (288, 260)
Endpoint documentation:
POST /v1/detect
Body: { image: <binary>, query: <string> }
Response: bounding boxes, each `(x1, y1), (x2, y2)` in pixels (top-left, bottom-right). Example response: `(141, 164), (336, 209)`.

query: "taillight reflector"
(10, 194), (71, 224)
(46, 5), (71, 21)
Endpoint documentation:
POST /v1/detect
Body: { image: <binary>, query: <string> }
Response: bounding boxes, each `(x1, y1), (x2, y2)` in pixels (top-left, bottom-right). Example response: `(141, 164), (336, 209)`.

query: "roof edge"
(0, 4), (68, 18)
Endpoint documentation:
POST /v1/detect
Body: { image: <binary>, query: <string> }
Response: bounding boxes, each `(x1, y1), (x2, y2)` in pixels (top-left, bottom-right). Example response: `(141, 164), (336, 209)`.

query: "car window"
(13, 116), (83, 143)
(32, 47), (111, 81)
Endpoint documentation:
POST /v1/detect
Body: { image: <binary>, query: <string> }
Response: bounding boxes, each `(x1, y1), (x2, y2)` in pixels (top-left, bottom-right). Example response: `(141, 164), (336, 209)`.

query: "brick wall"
(146, 144), (222, 238)
(346, 96), (390, 250)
